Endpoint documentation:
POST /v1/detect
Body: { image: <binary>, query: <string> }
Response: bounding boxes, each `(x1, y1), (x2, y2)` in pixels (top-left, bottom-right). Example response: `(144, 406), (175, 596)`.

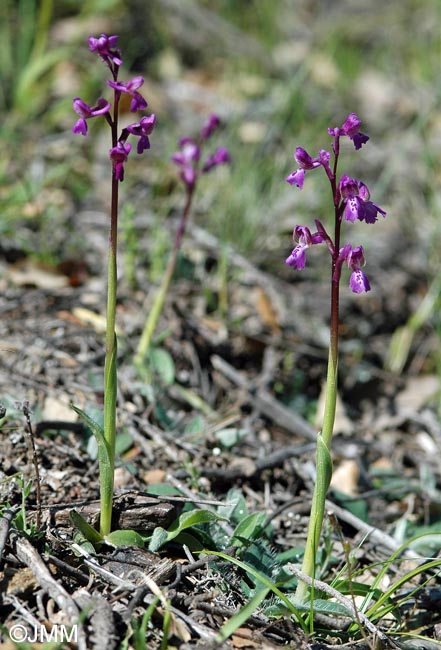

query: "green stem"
(295, 164), (342, 603)
(135, 186), (194, 366)
(101, 175), (118, 537)
(100, 91), (120, 537)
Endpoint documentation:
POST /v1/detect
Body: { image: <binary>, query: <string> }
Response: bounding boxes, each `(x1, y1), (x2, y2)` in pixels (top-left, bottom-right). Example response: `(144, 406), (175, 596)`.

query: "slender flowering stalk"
(134, 115), (230, 367)
(285, 113), (386, 602)
(72, 34), (155, 537)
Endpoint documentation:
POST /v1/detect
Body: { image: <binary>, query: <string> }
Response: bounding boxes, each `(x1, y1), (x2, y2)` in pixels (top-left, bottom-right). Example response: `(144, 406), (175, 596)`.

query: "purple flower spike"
(126, 114), (156, 153)
(202, 147), (231, 172)
(328, 113), (369, 150)
(88, 34), (122, 68)
(107, 77), (147, 112)
(109, 141), (132, 181)
(339, 175), (386, 224)
(201, 114), (221, 140)
(72, 97), (111, 135)
(285, 225), (323, 269)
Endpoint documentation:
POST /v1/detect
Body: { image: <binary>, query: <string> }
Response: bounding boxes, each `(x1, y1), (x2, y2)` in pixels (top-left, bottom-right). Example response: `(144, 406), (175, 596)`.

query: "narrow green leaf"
(150, 347), (175, 385)
(71, 404), (110, 468)
(204, 550), (307, 631)
(217, 586), (270, 642)
(70, 510), (103, 545)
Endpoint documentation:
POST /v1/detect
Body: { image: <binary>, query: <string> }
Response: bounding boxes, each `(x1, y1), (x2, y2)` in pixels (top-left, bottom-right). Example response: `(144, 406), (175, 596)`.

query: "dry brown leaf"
(232, 628), (259, 648)
(395, 375), (439, 414)
(72, 307), (107, 333)
(330, 459), (359, 496)
(255, 287), (281, 335)
(42, 396), (76, 422)
(7, 260), (68, 289)
(143, 469), (167, 484)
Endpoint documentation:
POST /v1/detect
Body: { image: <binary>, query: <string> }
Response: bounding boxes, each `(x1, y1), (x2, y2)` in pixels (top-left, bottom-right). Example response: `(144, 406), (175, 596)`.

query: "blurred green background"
(1, 0), (440, 283)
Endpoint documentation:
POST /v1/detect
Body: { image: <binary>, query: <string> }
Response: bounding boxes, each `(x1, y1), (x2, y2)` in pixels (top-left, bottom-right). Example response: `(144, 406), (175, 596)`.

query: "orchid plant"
(285, 114), (386, 602)
(72, 34), (156, 537)
(134, 116), (230, 367)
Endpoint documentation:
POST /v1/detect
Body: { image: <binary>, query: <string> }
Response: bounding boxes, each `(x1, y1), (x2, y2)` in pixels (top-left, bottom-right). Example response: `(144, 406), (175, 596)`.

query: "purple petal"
(294, 147), (319, 170)
(286, 245), (307, 269)
(341, 113), (361, 136)
(350, 132), (369, 150)
(72, 118), (87, 135)
(286, 168), (305, 188)
(350, 269), (371, 293)
(201, 114), (221, 140)
(344, 197), (362, 222)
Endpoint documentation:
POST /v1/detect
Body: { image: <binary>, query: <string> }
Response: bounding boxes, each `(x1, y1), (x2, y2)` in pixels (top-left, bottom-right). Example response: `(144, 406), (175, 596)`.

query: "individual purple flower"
(338, 244), (370, 293)
(328, 113), (369, 150)
(72, 97), (111, 135)
(88, 34), (122, 68)
(286, 147), (322, 188)
(202, 147), (231, 172)
(172, 138), (201, 189)
(200, 114), (221, 140)
(109, 141), (132, 181)
(172, 138), (200, 166)
(125, 114), (156, 153)
(107, 77), (147, 112)
(339, 175), (386, 224)
(285, 225), (324, 270)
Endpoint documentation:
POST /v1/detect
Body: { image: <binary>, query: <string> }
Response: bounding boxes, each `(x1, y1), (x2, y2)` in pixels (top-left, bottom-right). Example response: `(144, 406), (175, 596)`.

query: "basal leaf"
(70, 509), (103, 545)
(148, 527), (169, 552)
(105, 529), (146, 548)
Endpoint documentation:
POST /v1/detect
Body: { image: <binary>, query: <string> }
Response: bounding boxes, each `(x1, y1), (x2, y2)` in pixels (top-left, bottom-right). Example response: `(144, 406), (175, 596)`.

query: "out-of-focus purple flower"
(72, 97), (111, 135)
(109, 141), (132, 181)
(107, 77), (147, 111)
(200, 114), (221, 140)
(172, 138), (200, 166)
(125, 114), (156, 153)
(328, 113), (369, 150)
(172, 138), (201, 189)
(88, 34), (122, 68)
(338, 244), (371, 293)
(339, 175), (386, 224)
(285, 225), (324, 269)
(286, 147), (322, 188)
(202, 147), (231, 172)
